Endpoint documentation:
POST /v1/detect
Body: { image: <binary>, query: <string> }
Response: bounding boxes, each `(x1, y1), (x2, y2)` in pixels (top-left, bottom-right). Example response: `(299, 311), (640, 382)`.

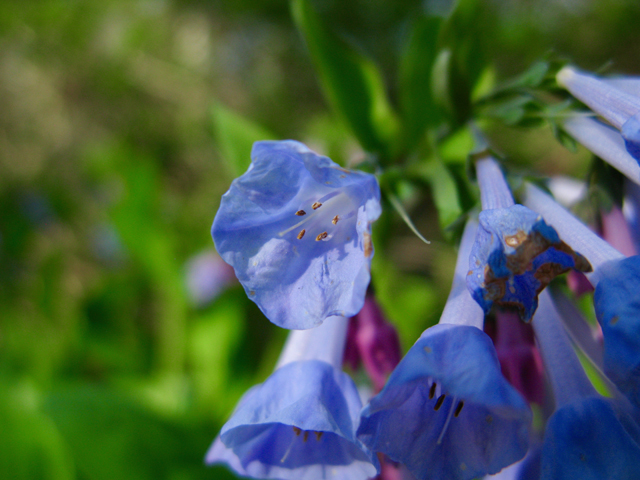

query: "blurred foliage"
(1, 0), (640, 478)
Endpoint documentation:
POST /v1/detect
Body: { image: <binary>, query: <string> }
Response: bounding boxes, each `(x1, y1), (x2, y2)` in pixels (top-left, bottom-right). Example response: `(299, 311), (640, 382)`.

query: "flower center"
(278, 191), (357, 243)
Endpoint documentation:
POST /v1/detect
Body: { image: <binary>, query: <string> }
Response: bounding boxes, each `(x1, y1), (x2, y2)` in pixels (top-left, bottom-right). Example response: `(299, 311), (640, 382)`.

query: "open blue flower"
(532, 291), (640, 480)
(467, 204), (591, 322)
(541, 396), (640, 480)
(357, 220), (532, 480)
(212, 140), (381, 329)
(206, 316), (379, 480)
(594, 256), (640, 409)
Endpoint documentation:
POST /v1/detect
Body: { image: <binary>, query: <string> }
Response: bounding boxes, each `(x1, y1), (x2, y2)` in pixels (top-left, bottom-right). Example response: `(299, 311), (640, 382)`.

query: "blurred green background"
(1, 0), (639, 479)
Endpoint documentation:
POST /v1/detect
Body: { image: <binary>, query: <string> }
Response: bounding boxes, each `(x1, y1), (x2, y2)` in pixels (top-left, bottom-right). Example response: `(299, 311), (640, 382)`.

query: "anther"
(332, 215), (339, 225)
(429, 382), (437, 400)
(302, 431), (309, 442)
(434, 394), (446, 411)
(315, 431), (323, 441)
(297, 229), (306, 240)
(292, 426), (302, 436)
(296, 210), (306, 216)
(454, 401), (464, 418)
(316, 231), (328, 241)
(312, 202), (322, 210)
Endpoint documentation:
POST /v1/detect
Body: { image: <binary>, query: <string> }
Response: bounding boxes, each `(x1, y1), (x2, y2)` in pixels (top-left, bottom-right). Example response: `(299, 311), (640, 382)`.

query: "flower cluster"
(206, 64), (640, 480)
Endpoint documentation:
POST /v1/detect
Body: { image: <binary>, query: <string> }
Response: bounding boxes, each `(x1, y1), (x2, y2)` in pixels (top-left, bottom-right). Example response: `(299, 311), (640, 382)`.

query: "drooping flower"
(212, 140), (381, 329)
(593, 256), (640, 409)
(532, 291), (640, 480)
(556, 66), (640, 162)
(357, 220), (532, 480)
(467, 155), (591, 321)
(206, 316), (380, 480)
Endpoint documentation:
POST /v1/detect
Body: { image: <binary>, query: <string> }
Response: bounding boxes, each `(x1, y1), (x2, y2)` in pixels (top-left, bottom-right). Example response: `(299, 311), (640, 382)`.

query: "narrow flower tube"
(562, 116), (640, 186)
(532, 291), (640, 480)
(557, 66), (640, 161)
(548, 288), (604, 374)
(601, 206), (638, 257)
(476, 156), (515, 210)
(556, 67), (640, 130)
(523, 183), (623, 286)
(357, 220), (531, 480)
(468, 156), (591, 321)
(206, 316), (380, 480)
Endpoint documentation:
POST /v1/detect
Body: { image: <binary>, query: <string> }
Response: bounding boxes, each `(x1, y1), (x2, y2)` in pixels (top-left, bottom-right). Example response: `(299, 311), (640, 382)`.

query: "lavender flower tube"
(467, 156), (590, 321)
(533, 291), (640, 480)
(557, 66), (640, 161)
(206, 316), (379, 480)
(357, 219), (531, 480)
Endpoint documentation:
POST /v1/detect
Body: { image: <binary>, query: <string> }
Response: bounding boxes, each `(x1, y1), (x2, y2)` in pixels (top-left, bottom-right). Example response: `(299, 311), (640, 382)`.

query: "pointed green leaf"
(398, 15), (443, 151)
(291, 0), (398, 158)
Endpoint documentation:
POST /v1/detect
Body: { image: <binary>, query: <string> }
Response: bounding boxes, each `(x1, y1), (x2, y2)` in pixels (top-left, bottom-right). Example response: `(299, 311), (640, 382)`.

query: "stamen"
(454, 401), (464, 418)
(297, 229), (306, 240)
(302, 431), (309, 442)
(332, 215), (339, 225)
(280, 432), (298, 463)
(429, 382), (437, 400)
(312, 202), (322, 210)
(277, 192), (349, 237)
(316, 232), (328, 241)
(292, 426), (302, 436)
(315, 431), (323, 441)
(437, 397), (457, 445)
(296, 210), (306, 216)
(434, 394), (446, 411)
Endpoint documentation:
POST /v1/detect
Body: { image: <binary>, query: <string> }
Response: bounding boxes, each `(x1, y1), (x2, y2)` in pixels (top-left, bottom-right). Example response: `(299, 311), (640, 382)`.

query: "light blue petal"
(212, 140), (381, 329)
(357, 324), (531, 480)
(541, 396), (640, 480)
(207, 360), (379, 480)
(594, 256), (640, 408)
(622, 112), (640, 162)
(467, 205), (591, 321)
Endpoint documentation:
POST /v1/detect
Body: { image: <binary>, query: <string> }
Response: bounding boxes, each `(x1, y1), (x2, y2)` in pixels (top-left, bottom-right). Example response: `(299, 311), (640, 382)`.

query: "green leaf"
(398, 15), (443, 151)
(0, 386), (74, 480)
(434, 0), (486, 125)
(211, 103), (275, 179)
(290, 0), (398, 158)
(420, 159), (464, 229)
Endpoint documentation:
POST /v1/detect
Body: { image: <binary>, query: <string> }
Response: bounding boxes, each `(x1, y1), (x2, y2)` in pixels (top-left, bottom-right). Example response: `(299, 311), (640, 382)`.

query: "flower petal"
(467, 205), (591, 321)
(357, 324), (531, 480)
(594, 256), (640, 409)
(207, 360), (379, 480)
(212, 140), (381, 329)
